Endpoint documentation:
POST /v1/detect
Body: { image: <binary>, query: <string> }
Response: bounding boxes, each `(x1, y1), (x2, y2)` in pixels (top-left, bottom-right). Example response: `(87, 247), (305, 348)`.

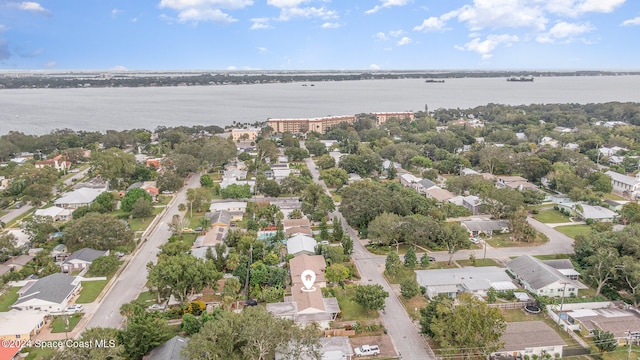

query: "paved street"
(302, 148), (435, 360)
(83, 173), (200, 330)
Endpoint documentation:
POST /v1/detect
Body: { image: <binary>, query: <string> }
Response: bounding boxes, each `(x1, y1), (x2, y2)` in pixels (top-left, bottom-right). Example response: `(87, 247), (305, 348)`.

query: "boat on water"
(425, 79), (445, 83)
(507, 76), (534, 82)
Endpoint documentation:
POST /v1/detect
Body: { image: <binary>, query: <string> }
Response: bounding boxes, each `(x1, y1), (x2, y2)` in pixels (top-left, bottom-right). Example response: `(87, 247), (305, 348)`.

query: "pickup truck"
(354, 344), (380, 357)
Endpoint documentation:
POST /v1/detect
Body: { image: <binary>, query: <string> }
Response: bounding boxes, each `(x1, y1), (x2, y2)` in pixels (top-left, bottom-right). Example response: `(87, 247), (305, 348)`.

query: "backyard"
(0, 286), (20, 312)
(533, 209), (571, 223)
(331, 285), (379, 322)
(51, 313), (82, 333)
(76, 280), (108, 304)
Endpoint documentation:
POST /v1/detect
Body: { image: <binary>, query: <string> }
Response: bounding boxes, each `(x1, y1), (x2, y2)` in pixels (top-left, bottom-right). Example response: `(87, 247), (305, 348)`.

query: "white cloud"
(397, 36), (412, 46)
(413, 16), (447, 32)
(536, 21), (594, 43)
(111, 8), (123, 17)
(370, 64), (380, 70)
(375, 32), (388, 41)
(43, 61), (57, 68)
(18, 1), (48, 13)
(389, 29), (405, 37)
(267, 0), (307, 7)
(576, 0), (625, 13)
(277, 7), (336, 21)
(454, 1), (547, 32)
(366, 0), (409, 14)
(622, 17), (640, 26)
(257, 47), (268, 54)
(130, 17), (138, 22)
(250, 17), (272, 29)
(456, 33), (519, 59)
(158, 0), (251, 23)
(321, 22), (341, 29)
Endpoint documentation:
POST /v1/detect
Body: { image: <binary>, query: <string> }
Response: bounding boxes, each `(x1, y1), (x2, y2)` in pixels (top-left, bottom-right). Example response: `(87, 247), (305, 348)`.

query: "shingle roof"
(282, 218), (311, 229)
(14, 273), (77, 305)
(506, 255), (578, 290)
(286, 234), (317, 255)
(145, 336), (189, 360)
(54, 188), (104, 206)
(65, 248), (108, 263)
(418, 178), (436, 189)
(499, 321), (566, 353)
(605, 171), (640, 187)
(541, 259), (575, 270)
(290, 254), (327, 286)
(206, 210), (231, 226)
(461, 220), (510, 232)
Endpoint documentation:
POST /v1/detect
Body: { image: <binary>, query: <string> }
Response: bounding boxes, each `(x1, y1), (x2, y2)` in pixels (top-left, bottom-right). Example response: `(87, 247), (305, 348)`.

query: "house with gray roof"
(605, 170), (640, 199)
(144, 335), (189, 360)
(416, 178), (437, 194)
(541, 259), (581, 280)
(460, 219), (510, 237)
(557, 202), (618, 222)
(276, 336), (354, 360)
(206, 210), (231, 227)
(506, 255), (586, 297)
(13, 273), (81, 312)
(415, 266), (517, 300)
(54, 187), (106, 210)
(286, 234), (317, 256)
(61, 248), (109, 273)
(492, 321), (567, 359)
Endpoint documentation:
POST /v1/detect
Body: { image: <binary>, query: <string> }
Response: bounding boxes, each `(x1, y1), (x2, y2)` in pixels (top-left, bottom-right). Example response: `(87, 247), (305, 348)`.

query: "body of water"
(1, 76), (639, 135)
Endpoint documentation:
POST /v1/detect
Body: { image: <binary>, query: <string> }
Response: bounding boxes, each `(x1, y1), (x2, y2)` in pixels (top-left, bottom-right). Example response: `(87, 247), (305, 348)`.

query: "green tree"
(93, 191), (116, 212)
(400, 278), (421, 298)
(319, 218), (329, 240)
(585, 247), (622, 296)
(92, 148), (136, 185)
(305, 139), (328, 156)
(88, 255), (120, 276)
(589, 172), (613, 193)
(315, 154), (335, 169)
(200, 174), (215, 188)
(182, 313), (202, 335)
(325, 263), (350, 284)
(429, 293), (507, 358)
(220, 184), (252, 199)
(341, 234), (354, 256)
(320, 168), (349, 188)
(368, 212), (404, 247)
(420, 253), (431, 268)
(51, 327), (124, 360)
(131, 197), (154, 218)
(300, 183), (334, 221)
(157, 171), (184, 192)
(118, 304), (170, 360)
(147, 254), (222, 303)
(354, 284), (389, 312)
(443, 223), (469, 265)
(387, 166), (397, 180)
(21, 215), (58, 246)
(284, 147), (310, 161)
(257, 178), (281, 197)
(121, 187), (152, 212)
(620, 202), (640, 224)
(404, 246), (417, 269)
(332, 216), (344, 241)
(593, 330), (617, 353)
(385, 250), (402, 276)
(63, 212), (134, 251)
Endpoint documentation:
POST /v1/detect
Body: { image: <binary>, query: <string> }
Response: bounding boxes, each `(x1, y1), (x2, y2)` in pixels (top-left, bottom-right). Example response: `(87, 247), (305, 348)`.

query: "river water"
(1, 76), (639, 135)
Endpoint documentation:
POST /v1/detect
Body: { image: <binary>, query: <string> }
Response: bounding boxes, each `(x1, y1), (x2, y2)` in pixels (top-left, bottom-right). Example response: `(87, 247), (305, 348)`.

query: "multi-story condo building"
(267, 111), (415, 134)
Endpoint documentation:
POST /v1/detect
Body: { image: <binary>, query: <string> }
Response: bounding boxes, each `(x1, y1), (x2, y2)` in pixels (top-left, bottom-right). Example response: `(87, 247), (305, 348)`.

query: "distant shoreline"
(0, 70), (639, 90)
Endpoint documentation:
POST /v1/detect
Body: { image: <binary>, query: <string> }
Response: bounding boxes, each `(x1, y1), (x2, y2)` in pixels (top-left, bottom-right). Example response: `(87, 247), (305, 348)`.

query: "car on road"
(429, 256), (436, 262)
(469, 237), (480, 244)
(65, 304), (84, 313)
(354, 344), (380, 357)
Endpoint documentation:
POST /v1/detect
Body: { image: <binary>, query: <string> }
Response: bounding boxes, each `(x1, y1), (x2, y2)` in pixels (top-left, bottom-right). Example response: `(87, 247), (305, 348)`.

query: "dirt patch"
(350, 334), (397, 358)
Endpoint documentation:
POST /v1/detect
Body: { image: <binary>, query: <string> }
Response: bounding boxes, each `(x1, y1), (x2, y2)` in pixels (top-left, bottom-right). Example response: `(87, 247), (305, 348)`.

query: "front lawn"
(402, 295), (428, 321)
(0, 287), (20, 312)
(555, 225), (592, 238)
(457, 258), (499, 267)
(51, 313), (82, 333)
(20, 347), (57, 360)
(485, 233), (548, 248)
(331, 286), (379, 321)
(76, 280), (108, 303)
(534, 209), (571, 223)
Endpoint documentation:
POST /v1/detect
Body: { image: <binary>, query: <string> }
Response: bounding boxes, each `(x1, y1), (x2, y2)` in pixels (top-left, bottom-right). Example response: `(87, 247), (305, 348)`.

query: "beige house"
(0, 311), (46, 348)
(290, 254), (327, 288)
(231, 128), (260, 141)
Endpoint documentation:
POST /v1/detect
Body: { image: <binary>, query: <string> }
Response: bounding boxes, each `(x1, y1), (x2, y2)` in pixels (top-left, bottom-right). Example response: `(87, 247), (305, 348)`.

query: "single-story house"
(127, 181), (160, 199)
(3, 255), (34, 272)
(496, 175), (539, 191)
(449, 195), (482, 215)
(290, 254), (327, 288)
(34, 206), (72, 221)
(35, 154), (72, 172)
(0, 264), (10, 277)
(283, 218), (311, 231)
(558, 303), (640, 345)
(415, 266), (517, 300)
(13, 273), (81, 312)
(415, 179), (437, 194)
(223, 168), (248, 180)
(54, 187), (106, 209)
(605, 170), (640, 199)
(460, 219), (510, 237)
(287, 234), (317, 256)
(193, 226), (228, 248)
(425, 187), (456, 202)
(267, 284), (340, 329)
(557, 202), (618, 222)
(492, 321), (566, 359)
(460, 168), (480, 176)
(61, 248), (109, 273)
(285, 226), (313, 237)
(219, 178), (255, 192)
(541, 259), (581, 281)
(604, 199), (625, 212)
(507, 255), (586, 297)
(143, 335), (189, 360)
(0, 311), (46, 344)
(400, 173), (421, 188)
(206, 210), (231, 227)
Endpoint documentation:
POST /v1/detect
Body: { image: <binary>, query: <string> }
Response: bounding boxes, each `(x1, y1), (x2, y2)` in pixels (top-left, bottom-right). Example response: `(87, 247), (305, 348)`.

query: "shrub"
(400, 279), (421, 299)
(532, 209), (539, 214)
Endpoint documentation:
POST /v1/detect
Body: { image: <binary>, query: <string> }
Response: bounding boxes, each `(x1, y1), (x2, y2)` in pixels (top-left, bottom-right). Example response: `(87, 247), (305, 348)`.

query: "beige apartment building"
(231, 128), (260, 141)
(267, 111), (415, 134)
(371, 111), (415, 125)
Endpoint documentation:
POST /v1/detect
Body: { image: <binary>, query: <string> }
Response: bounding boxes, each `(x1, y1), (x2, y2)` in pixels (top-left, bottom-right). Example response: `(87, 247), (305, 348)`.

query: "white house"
(54, 187), (106, 209)
(0, 311), (46, 347)
(461, 219), (510, 237)
(209, 201), (247, 214)
(605, 170), (640, 199)
(61, 248), (109, 273)
(507, 255), (586, 297)
(415, 267), (517, 300)
(34, 206), (72, 221)
(539, 136), (559, 148)
(557, 202), (618, 222)
(12, 273), (81, 312)
(286, 234), (317, 256)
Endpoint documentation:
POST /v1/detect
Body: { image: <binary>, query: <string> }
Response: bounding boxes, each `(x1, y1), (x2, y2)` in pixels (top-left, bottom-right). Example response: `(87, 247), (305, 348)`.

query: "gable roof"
(286, 234), (317, 255)
(418, 178), (436, 189)
(290, 254), (327, 286)
(145, 335), (189, 360)
(426, 187), (456, 201)
(461, 219), (510, 232)
(54, 187), (105, 206)
(4, 254), (34, 267)
(605, 170), (640, 187)
(34, 206), (70, 218)
(283, 218), (311, 229)
(415, 267), (517, 293)
(507, 255), (579, 290)
(14, 273), (77, 306)
(206, 210), (231, 226)
(64, 248), (108, 263)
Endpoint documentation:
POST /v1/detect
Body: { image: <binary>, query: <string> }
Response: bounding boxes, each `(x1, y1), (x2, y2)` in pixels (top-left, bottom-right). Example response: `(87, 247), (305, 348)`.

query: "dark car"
(245, 299), (258, 307)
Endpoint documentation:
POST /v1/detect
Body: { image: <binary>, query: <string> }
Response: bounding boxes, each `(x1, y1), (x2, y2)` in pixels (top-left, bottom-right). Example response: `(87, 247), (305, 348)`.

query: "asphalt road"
(83, 173), (200, 330)
(302, 146), (434, 360)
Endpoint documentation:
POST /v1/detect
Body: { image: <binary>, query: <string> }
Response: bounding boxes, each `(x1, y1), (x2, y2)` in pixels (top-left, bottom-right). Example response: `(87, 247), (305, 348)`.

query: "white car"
(148, 303), (166, 311)
(354, 345), (380, 357)
(65, 304), (83, 313)
(469, 237), (480, 244)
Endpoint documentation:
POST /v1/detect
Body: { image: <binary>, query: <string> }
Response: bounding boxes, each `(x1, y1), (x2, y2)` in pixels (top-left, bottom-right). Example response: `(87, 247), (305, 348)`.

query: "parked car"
(469, 237), (480, 244)
(148, 303), (166, 311)
(319, 240), (330, 245)
(429, 256), (436, 262)
(354, 345), (380, 357)
(65, 304), (84, 313)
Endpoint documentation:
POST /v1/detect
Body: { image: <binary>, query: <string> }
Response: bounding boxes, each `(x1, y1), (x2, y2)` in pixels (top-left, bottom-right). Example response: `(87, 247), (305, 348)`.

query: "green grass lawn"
(0, 287), (20, 312)
(20, 347), (57, 360)
(527, 203), (555, 211)
(135, 291), (157, 306)
(485, 233), (548, 248)
(555, 225), (592, 238)
(127, 207), (163, 232)
(457, 258), (499, 267)
(534, 254), (572, 260)
(402, 295), (428, 321)
(76, 280), (108, 303)
(51, 313), (82, 333)
(534, 209), (571, 223)
(603, 193), (626, 201)
(333, 286), (379, 321)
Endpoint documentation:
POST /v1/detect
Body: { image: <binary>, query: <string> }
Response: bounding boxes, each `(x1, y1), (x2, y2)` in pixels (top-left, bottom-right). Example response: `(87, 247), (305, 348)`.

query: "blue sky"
(1, 0), (639, 70)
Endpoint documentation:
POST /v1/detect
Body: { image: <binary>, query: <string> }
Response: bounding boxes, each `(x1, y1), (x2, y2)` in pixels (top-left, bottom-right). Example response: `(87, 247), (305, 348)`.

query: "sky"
(1, 0), (640, 71)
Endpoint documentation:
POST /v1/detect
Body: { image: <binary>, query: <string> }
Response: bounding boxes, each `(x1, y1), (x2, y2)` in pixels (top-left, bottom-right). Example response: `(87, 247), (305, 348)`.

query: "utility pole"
(557, 282), (568, 326)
